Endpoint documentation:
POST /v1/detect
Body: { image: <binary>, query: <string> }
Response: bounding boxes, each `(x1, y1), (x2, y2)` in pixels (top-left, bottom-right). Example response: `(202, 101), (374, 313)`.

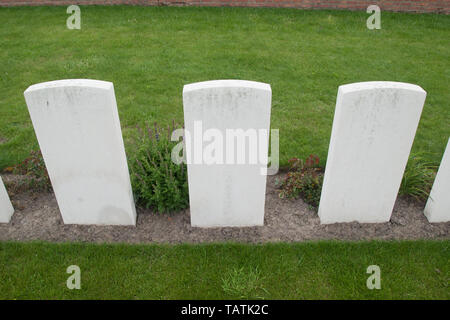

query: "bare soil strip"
(0, 174), (448, 243)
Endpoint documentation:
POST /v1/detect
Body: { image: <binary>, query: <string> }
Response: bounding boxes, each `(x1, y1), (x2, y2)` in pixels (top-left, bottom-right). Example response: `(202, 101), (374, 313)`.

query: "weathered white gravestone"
(318, 82), (426, 224)
(424, 138), (450, 222)
(24, 79), (136, 225)
(183, 80), (272, 227)
(0, 176), (14, 223)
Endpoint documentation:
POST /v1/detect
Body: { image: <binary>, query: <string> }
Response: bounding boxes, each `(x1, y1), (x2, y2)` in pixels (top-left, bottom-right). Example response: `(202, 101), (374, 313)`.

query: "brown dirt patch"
(0, 173), (448, 243)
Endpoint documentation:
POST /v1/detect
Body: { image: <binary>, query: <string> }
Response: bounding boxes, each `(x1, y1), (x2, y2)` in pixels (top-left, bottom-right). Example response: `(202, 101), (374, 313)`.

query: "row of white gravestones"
(0, 78), (446, 227)
(0, 176), (14, 223)
(185, 80), (449, 226)
(424, 138), (450, 223)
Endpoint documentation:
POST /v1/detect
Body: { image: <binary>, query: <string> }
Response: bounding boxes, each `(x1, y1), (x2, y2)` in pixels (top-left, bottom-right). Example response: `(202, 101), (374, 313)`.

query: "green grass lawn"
(0, 6), (449, 169)
(0, 241), (448, 299)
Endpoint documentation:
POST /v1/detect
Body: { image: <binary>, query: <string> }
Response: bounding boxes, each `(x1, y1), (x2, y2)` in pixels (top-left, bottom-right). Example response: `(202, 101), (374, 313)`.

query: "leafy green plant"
(129, 122), (189, 213)
(279, 154), (323, 208)
(12, 149), (52, 192)
(399, 153), (437, 201)
(221, 267), (268, 299)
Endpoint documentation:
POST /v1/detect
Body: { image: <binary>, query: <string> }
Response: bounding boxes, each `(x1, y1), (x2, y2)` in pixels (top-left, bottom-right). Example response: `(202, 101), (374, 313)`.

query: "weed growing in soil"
(128, 122), (189, 213)
(399, 153), (437, 202)
(278, 154), (324, 208)
(11, 150), (52, 192)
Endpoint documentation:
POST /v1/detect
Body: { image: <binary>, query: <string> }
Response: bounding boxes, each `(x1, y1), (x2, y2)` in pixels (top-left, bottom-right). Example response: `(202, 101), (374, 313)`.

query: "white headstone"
(318, 81), (426, 224)
(183, 80), (272, 227)
(424, 138), (450, 222)
(24, 79), (136, 225)
(0, 176), (14, 223)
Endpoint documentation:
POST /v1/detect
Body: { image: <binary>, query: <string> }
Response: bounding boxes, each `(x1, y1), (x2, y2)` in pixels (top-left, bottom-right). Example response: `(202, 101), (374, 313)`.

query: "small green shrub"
(129, 122), (189, 213)
(279, 154), (323, 208)
(399, 153), (437, 201)
(12, 150), (52, 192)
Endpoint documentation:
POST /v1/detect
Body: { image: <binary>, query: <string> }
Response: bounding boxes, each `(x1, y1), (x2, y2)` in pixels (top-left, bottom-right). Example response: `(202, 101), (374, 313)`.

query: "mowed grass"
(0, 241), (448, 299)
(0, 6), (449, 169)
